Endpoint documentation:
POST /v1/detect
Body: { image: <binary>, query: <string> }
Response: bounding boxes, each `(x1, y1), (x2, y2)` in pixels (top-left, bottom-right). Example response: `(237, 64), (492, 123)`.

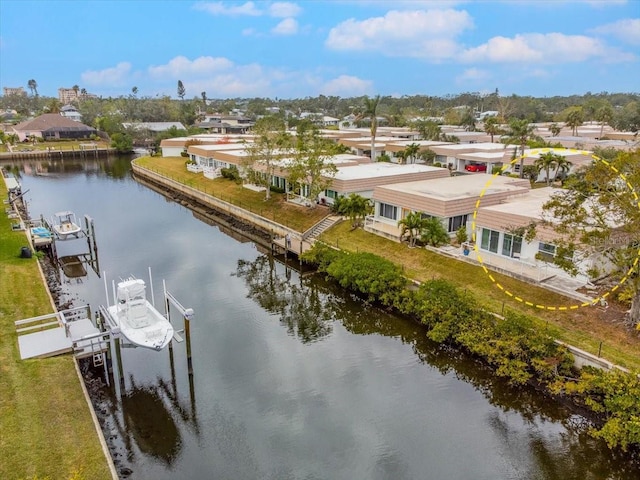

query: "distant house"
(60, 105), (83, 122)
(196, 115), (254, 134)
(11, 114), (96, 141)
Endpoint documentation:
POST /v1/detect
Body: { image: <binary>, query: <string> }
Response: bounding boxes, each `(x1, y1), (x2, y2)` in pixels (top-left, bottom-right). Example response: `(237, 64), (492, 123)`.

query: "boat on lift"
(51, 211), (82, 239)
(107, 277), (174, 351)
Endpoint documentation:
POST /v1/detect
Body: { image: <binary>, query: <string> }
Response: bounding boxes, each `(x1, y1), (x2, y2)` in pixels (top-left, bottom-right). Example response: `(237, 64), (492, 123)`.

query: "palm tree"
(565, 107), (583, 136)
(504, 119), (535, 178)
(534, 152), (560, 186)
(483, 116), (500, 142)
(177, 80), (186, 101)
(361, 95), (381, 161)
(343, 193), (371, 228)
(596, 105), (613, 138)
(553, 155), (572, 183)
(398, 211), (426, 247)
(403, 143), (420, 164)
(131, 86), (138, 96)
(27, 79), (38, 97)
(549, 123), (561, 137)
(201, 91), (207, 108)
(420, 217), (450, 247)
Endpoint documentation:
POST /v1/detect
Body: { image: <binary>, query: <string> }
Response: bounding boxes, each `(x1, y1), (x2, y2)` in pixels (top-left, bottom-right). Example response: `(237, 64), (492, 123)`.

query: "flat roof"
(478, 187), (557, 218)
(378, 174), (530, 200)
(335, 163), (444, 181)
(434, 142), (506, 152)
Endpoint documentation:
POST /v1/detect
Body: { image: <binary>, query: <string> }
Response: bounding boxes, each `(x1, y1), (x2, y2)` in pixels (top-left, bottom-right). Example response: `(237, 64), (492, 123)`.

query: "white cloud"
(193, 1), (301, 17)
(456, 68), (490, 84)
(460, 33), (635, 63)
(81, 62), (132, 86)
(269, 2), (302, 17)
(148, 56), (233, 78)
(591, 18), (640, 45)
(192, 1), (261, 16)
(272, 18), (298, 35)
(320, 75), (373, 96)
(325, 9), (473, 59)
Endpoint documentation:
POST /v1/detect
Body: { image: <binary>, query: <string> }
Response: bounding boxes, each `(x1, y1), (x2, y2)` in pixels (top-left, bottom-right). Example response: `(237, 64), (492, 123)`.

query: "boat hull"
(107, 302), (174, 351)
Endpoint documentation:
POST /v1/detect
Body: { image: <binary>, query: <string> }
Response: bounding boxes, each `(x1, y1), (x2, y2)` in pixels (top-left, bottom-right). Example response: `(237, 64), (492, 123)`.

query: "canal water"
(5, 157), (638, 479)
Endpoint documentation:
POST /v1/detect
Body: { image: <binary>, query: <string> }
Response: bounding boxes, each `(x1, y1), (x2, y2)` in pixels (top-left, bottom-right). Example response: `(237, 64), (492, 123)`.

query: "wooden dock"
(272, 235), (314, 258)
(15, 306), (108, 360)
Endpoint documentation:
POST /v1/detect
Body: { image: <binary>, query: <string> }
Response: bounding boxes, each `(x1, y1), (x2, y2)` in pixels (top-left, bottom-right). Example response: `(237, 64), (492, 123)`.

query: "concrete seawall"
(132, 163), (299, 240)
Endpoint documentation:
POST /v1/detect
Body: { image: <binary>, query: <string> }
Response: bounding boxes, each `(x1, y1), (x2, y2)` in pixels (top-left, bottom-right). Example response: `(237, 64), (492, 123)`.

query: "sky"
(0, 0), (639, 100)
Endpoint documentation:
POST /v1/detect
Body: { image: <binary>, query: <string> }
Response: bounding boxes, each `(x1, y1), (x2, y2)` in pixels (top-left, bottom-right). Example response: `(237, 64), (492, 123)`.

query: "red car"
(465, 163), (487, 172)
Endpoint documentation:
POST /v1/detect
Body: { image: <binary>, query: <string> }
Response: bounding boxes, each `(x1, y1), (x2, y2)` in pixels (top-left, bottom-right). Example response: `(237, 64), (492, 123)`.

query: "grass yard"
(0, 193), (111, 479)
(134, 156), (329, 232)
(320, 222), (640, 370)
(132, 156), (639, 369)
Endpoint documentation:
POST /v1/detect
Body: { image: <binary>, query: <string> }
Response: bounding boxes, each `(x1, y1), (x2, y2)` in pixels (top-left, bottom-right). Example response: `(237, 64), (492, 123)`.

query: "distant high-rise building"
(3, 87), (26, 96)
(58, 87), (80, 104)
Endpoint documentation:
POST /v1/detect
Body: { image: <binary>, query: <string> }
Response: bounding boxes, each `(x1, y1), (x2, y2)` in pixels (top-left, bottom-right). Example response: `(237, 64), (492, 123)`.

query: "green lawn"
(320, 222), (640, 370)
(134, 156), (329, 232)
(0, 191), (112, 479)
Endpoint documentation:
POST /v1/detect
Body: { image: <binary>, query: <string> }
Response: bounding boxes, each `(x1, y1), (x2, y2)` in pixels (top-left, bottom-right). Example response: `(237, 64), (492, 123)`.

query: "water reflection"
(235, 254), (640, 478)
(236, 256), (334, 343)
(121, 377), (182, 466)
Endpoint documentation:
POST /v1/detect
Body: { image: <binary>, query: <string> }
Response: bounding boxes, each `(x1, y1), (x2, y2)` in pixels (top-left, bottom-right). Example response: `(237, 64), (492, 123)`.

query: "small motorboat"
(107, 278), (174, 351)
(51, 211), (82, 239)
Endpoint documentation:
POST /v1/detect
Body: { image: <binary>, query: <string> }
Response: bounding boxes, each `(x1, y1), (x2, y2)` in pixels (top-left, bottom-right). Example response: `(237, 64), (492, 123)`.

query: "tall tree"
(131, 86), (138, 97)
(483, 116), (500, 142)
(287, 125), (338, 207)
(359, 95), (381, 162)
(565, 106), (584, 136)
(27, 79), (38, 97)
(201, 91), (207, 108)
(504, 119), (535, 178)
(542, 149), (640, 327)
(244, 116), (292, 201)
(596, 104), (613, 138)
(414, 119), (442, 141)
(177, 80), (186, 101)
(534, 152), (561, 186)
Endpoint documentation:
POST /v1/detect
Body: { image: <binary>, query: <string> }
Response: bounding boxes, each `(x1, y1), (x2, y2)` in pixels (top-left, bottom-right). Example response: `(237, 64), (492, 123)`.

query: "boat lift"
(14, 273), (194, 388)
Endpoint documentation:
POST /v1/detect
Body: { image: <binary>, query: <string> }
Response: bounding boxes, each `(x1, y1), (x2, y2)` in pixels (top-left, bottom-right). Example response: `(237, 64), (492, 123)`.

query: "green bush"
(221, 166), (241, 182)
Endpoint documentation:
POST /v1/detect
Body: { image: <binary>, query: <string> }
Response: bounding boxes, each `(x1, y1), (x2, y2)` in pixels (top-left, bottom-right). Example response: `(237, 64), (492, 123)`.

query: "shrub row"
(301, 243), (640, 453)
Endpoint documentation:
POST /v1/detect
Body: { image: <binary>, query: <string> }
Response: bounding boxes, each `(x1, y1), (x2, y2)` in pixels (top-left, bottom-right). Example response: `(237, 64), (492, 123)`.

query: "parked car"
(465, 163), (487, 172)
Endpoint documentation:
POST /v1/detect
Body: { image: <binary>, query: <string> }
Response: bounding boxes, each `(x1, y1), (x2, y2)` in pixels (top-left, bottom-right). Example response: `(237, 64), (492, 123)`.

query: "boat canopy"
(117, 278), (146, 303)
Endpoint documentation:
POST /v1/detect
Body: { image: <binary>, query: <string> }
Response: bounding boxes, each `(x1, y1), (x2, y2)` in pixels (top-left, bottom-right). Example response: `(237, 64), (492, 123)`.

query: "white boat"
(107, 278), (174, 351)
(51, 211), (82, 239)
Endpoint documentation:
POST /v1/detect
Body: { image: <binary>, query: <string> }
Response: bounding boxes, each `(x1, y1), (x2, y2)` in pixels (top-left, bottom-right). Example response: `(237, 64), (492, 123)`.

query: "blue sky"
(1, 0), (638, 99)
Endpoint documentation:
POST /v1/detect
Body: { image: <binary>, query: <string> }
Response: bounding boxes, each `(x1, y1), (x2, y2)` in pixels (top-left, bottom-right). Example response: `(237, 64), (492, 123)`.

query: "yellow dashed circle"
(470, 147), (640, 311)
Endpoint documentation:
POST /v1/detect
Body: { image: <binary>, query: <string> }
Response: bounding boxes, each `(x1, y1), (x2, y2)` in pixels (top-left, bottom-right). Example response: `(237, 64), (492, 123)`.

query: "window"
(481, 228), (500, 253)
(448, 215), (467, 233)
(379, 203), (397, 220)
(325, 189), (338, 199)
(502, 233), (523, 258)
(538, 242), (556, 262)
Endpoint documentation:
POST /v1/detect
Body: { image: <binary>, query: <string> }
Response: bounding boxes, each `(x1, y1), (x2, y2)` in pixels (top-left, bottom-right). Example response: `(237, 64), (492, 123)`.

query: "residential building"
(58, 87), (80, 104)
(10, 113), (96, 141)
(320, 163), (450, 205)
(365, 175), (531, 241)
(60, 104), (83, 122)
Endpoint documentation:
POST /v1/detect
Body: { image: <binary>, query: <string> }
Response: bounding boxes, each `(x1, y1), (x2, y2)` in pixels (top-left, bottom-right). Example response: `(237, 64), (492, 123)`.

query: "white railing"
(187, 163), (203, 173)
